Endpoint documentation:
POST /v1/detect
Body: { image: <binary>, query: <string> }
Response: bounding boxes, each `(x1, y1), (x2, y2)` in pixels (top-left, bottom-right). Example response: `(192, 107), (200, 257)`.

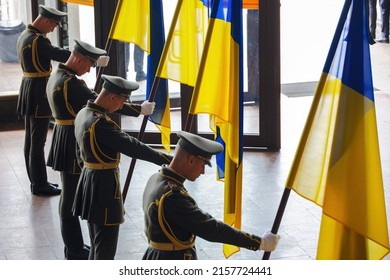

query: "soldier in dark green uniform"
(46, 40), (109, 260)
(17, 5), (71, 196)
(142, 131), (281, 260)
(73, 75), (172, 260)
(47, 40), (156, 259)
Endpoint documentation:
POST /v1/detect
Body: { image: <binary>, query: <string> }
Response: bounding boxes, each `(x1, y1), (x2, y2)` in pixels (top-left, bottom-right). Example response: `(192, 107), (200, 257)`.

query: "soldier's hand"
(259, 231), (280, 252)
(96, 55), (110, 67)
(141, 101), (156, 115)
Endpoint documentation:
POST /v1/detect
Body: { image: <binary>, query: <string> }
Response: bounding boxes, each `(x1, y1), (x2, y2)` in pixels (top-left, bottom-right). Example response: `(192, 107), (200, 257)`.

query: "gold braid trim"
(157, 190), (196, 249)
(31, 36), (51, 75)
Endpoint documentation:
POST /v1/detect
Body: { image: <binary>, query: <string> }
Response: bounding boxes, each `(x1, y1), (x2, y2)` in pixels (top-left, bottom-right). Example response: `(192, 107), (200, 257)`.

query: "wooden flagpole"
(122, 0), (185, 202)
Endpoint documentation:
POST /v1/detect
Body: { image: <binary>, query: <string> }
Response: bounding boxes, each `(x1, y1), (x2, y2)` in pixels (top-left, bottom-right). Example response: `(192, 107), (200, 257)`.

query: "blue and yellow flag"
(108, 0), (170, 151)
(285, 0), (390, 259)
(190, 0), (244, 258)
(149, 0), (208, 151)
(158, 0), (209, 87)
(108, 0), (150, 53)
(146, 1), (170, 152)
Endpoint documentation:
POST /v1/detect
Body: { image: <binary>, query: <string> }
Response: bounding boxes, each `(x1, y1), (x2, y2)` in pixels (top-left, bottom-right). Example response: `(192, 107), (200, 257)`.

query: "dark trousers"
(380, 0), (389, 39)
(133, 45), (144, 73)
(124, 43), (144, 73)
(24, 116), (50, 185)
(87, 222), (120, 260)
(369, 0), (378, 38)
(60, 172), (84, 251)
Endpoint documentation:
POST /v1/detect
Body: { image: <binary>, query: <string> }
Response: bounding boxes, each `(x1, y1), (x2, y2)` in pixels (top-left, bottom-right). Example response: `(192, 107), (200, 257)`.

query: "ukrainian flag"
(108, 0), (171, 151)
(285, 0), (390, 259)
(108, 0), (150, 53)
(158, 0), (209, 87)
(146, 0), (170, 152)
(190, 0), (244, 258)
(148, 0), (208, 151)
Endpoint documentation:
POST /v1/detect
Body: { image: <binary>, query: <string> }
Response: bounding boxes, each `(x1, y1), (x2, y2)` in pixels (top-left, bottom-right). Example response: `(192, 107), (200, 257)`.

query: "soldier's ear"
(188, 154), (197, 165)
(75, 57), (83, 66)
(43, 17), (52, 26)
(110, 93), (118, 102)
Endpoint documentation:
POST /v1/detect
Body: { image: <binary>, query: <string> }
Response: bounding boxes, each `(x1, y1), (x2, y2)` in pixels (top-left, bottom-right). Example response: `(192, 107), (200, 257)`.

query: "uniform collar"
(58, 64), (77, 75)
(160, 165), (186, 186)
(86, 100), (107, 114)
(28, 24), (43, 35)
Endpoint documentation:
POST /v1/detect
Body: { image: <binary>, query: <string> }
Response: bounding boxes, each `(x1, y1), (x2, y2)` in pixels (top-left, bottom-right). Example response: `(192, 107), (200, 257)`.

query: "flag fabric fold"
(189, 0), (244, 258)
(158, 0), (209, 87)
(149, 0), (209, 151)
(108, 0), (208, 152)
(146, 1), (170, 152)
(108, 0), (150, 53)
(108, 0), (170, 151)
(285, 0), (390, 259)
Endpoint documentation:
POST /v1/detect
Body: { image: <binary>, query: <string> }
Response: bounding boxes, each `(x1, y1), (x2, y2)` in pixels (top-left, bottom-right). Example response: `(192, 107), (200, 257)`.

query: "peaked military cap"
(177, 131), (223, 167)
(74, 39), (106, 67)
(102, 74), (139, 98)
(39, 5), (67, 27)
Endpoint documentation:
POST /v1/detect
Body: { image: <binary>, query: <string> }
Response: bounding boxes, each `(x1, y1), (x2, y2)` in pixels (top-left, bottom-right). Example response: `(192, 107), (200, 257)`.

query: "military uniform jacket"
(46, 64), (142, 174)
(73, 101), (171, 225)
(142, 166), (262, 260)
(16, 24), (70, 117)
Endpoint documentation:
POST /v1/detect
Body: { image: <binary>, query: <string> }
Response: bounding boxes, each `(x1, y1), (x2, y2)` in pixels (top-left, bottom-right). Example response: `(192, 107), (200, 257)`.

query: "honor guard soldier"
(73, 74), (172, 260)
(46, 39), (108, 260)
(47, 40), (156, 259)
(16, 5), (71, 196)
(142, 131), (281, 260)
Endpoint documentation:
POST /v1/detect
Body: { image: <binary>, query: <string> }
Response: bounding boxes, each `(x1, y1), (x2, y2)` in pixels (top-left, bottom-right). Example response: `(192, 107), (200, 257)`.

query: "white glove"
(96, 55), (110, 67)
(259, 231), (281, 252)
(141, 101), (156, 115)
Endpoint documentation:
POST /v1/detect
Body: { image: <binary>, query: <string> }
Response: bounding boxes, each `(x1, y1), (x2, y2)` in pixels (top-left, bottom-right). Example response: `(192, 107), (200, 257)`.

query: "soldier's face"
(109, 94), (127, 112)
(187, 155), (206, 181)
(77, 58), (92, 76)
(46, 19), (59, 33)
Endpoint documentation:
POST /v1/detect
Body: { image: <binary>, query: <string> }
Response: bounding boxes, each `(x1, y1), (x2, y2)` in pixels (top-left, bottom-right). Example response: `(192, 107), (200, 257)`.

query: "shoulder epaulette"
(168, 181), (181, 192)
(93, 112), (104, 120)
